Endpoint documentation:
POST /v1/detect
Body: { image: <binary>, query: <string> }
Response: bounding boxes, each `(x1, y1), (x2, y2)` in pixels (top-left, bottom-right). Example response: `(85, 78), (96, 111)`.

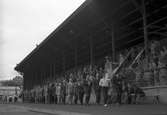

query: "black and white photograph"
(0, 0), (167, 115)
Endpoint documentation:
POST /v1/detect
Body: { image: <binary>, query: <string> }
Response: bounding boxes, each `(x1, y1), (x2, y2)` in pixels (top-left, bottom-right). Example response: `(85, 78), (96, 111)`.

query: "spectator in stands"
(119, 53), (124, 65)
(105, 56), (113, 79)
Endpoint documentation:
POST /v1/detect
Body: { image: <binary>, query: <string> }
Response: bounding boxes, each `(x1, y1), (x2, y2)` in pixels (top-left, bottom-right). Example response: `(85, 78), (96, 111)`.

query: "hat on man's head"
(105, 56), (109, 59)
(69, 78), (72, 81)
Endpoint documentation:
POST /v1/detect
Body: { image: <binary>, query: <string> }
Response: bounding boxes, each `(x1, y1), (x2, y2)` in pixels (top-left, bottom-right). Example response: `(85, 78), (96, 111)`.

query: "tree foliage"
(1, 76), (23, 87)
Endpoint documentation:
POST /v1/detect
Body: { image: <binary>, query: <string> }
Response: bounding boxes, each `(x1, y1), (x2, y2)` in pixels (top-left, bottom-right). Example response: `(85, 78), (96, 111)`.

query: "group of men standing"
(22, 56), (145, 106)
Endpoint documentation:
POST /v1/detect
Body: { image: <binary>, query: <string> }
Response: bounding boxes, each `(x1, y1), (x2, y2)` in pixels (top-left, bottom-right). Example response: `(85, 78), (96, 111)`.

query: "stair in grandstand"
(112, 48), (145, 76)
(112, 48), (133, 75)
(129, 48), (145, 69)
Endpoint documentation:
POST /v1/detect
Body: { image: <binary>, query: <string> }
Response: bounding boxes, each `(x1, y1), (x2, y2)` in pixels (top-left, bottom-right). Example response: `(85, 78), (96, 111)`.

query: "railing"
(129, 49), (145, 69)
(112, 48), (134, 76)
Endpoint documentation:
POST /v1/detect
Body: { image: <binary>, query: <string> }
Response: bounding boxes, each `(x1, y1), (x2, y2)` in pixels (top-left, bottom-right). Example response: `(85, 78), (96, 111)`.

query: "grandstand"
(15, 0), (167, 103)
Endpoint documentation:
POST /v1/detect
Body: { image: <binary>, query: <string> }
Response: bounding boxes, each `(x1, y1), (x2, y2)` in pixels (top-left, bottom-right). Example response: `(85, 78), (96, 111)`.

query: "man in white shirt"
(99, 73), (110, 107)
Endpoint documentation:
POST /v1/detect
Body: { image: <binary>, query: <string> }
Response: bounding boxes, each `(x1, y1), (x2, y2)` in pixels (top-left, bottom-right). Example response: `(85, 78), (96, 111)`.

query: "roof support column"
(38, 72), (41, 86)
(36, 72), (39, 86)
(23, 73), (26, 90)
(74, 41), (78, 68)
(44, 70), (47, 84)
(28, 73), (31, 90)
(111, 27), (116, 62)
(39, 71), (43, 86)
(53, 64), (56, 80)
(30, 73), (33, 89)
(27, 73), (30, 90)
(44, 70), (46, 84)
(62, 51), (66, 72)
(46, 68), (49, 83)
(50, 64), (53, 80)
(40, 71), (42, 85)
(52, 64), (55, 80)
(47, 66), (51, 82)
(142, 0), (149, 68)
(41, 71), (43, 85)
(89, 36), (94, 67)
(32, 72), (35, 88)
(33, 71), (37, 88)
(37, 72), (39, 86)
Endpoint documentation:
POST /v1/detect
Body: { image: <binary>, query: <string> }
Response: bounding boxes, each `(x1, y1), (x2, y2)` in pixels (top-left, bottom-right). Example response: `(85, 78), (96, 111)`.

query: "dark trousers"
(116, 92), (122, 104)
(85, 89), (91, 105)
(102, 87), (108, 104)
(78, 92), (84, 104)
(95, 88), (101, 104)
(128, 94), (132, 104)
(74, 94), (78, 104)
(62, 94), (66, 104)
(49, 95), (54, 104)
(54, 95), (57, 104)
(85, 94), (90, 105)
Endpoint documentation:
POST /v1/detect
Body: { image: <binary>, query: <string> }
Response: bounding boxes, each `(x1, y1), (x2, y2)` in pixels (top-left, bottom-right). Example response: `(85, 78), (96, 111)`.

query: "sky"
(0, 0), (85, 80)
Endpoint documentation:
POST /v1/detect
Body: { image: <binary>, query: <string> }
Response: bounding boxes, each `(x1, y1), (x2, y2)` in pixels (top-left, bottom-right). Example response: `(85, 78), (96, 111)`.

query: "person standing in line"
(99, 72), (110, 107)
(73, 81), (78, 104)
(93, 72), (101, 104)
(44, 84), (48, 104)
(84, 76), (92, 106)
(56, 83), (62, 104)
(38, 87), (41, 103)
(107, 81), (115, 106)
(47, 83), (50, 104)
(50, 83), (55, 104)
(61, 80), (67, 104)
(48, 83), (53, 104)
(53, 82), (57, 104)
(37, 86), (40, 103)
(115, 74), (123, 105)
(78, 79), (84, 105)
(47, 84), (50, 104)
(67, 78), (74, 104)
(41, 86), (45, 103)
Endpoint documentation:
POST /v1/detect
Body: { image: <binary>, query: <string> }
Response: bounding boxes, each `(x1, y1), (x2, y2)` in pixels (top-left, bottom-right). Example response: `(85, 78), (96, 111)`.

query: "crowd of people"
(22, 39), (167, 106)
(0, 95), (18, 104)
(22, 58), (145, 106)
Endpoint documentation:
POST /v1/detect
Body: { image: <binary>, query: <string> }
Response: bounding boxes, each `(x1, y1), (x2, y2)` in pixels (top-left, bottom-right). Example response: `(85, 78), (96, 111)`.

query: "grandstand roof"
(15, 0), (167, 73)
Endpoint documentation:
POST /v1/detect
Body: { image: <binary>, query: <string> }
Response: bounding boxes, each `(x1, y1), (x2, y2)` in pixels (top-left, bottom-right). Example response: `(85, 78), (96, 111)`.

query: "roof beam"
(124, 26), (167, 45)
(118, 15), (167, 41)
(129, 0), (143, 14)
(119, 4), (167, 30)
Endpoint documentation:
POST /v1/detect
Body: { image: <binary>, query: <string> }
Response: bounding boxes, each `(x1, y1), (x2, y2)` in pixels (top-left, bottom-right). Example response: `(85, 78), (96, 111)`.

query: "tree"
(1, 76), (23, 87)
